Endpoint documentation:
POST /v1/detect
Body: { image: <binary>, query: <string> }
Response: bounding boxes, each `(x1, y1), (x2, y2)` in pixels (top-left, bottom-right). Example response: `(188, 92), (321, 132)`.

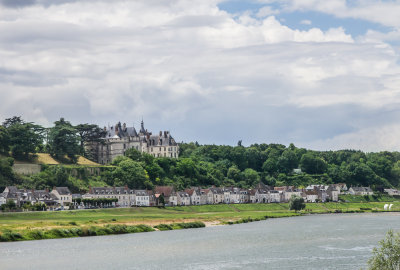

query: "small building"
(51, 187), (72, 206)
(348, 187), (373, 196)
(384, 189), (400, 196)
(327, 185), (339, 202)
(135, 190), (150, 206)
(177, 191), (191, 206)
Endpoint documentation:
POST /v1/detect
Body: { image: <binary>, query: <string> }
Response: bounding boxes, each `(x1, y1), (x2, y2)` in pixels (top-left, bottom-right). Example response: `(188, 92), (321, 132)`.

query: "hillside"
(11, 153), (100, 166)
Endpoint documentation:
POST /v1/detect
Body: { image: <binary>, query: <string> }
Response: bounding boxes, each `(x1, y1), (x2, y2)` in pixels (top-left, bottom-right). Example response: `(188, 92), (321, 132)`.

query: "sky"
(1, 0), (400, 151)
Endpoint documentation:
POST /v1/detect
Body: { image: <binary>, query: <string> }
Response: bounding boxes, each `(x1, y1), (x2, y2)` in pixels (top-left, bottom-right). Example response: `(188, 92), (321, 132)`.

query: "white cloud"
(256, 6), (279, 17)
(300, 19), (311, 25)
(0, 0), (400, 150)
(268, 0), (400, 28)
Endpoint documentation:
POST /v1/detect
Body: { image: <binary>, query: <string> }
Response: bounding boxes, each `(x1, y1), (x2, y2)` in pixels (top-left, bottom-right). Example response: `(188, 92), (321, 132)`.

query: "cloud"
(300, 19), (312, 25)
(0, 0), (400, 151)
(264, 0), (400, 28)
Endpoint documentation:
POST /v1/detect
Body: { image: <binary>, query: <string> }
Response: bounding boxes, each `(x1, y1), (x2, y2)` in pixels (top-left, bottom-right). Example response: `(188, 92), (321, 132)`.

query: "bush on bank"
(0, 224), (154, 242)
(154, 221), (206, 231)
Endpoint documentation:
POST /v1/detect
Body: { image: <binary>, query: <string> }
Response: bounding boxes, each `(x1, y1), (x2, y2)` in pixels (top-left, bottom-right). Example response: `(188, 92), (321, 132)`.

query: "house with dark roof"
(51, 187), (72, 206)
(155, 186), (175, 205)
(348, 186), (373, 196)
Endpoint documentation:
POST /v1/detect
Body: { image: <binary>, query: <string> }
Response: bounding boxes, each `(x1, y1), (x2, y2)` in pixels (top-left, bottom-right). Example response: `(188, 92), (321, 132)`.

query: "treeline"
(0, 116), (104, 162)
(2, 116), (400, 192)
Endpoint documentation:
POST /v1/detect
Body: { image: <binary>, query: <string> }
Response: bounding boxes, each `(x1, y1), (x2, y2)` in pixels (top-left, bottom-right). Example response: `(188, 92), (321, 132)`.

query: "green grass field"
(1, 201), (399, 241)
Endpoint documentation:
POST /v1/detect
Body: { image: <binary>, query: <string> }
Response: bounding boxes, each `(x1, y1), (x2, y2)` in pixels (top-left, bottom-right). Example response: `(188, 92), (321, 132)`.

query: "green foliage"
(368, 230), (400, 270)
(289, 195), (306, 212)
(0, 157), (14, 190)
(0, 126), (10, 153)
(2, 116), (44, 160)
(75, 123), (106, 159)
(300, 153), (327, 174)
(0, 224), (155, 242)
(48, 118), (80, 163)
(112, 159), (149, 188)
(0, 199), (17, 211)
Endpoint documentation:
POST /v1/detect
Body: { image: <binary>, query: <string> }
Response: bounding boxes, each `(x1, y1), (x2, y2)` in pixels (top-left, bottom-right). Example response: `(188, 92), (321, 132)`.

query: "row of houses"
(0, 186), (72, 209)
(83, 183), (349, 207)
(0, 183), (378, 209)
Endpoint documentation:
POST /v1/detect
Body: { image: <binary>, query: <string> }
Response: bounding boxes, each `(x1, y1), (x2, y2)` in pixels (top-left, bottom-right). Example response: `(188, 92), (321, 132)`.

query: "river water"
(1, 213), (400, 270)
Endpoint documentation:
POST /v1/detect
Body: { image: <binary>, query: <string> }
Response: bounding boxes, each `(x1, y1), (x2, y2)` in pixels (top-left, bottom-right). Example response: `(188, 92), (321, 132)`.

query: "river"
(1, 213), (400, 269)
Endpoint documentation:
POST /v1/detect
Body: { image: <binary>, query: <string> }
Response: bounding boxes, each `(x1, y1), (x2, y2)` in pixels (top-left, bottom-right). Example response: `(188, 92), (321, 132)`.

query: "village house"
(155, 186), (175, 206)
(348, 186), (374, 196)
(169, 192), (178, 206)
(249, 189), (258, 203)
(305, 190), (319, 202)
(281, 189), (302, 203)
(0, 193), (6, 206)
(177, 191), (191, 206)
(51, 187), (72, 206)
(384, 189), (400, 196)
(256, 189), (269, 203)
(186, 188), (201, 205)
(210, 187), (224, 204)
(239, 189), (249, 203)
(327, 185), (340, 202)
(135, 190), (150, 206)
(269, 190), (281, 203)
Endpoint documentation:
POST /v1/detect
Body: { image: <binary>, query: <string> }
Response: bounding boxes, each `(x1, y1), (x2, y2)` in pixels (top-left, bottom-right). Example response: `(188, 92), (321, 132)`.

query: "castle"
(90, 120), (179, 164)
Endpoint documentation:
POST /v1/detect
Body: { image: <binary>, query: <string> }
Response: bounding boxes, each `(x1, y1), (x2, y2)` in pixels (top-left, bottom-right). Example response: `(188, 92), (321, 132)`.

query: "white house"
(348, 187), (374, 196)
(135, 190), (150, 206)
(51, 187), (72, 206)
(177, 192), (191, 206)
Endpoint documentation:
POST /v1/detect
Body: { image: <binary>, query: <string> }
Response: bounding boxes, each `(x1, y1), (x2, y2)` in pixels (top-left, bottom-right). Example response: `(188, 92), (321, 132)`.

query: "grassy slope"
(9, 153), (101, 166)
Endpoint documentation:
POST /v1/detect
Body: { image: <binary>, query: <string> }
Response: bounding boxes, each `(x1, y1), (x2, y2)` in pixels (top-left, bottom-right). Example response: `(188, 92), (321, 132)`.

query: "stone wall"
(12, 163), (42, 175)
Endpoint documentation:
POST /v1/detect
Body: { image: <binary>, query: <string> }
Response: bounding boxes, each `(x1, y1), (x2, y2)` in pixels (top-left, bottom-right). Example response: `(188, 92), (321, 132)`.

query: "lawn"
(2, 202), (399, 231)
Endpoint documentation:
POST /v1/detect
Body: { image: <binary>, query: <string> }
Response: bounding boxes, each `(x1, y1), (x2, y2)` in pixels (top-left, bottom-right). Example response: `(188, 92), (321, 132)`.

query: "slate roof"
(54, 187), (71, 195)
(155, 186), (174, 197)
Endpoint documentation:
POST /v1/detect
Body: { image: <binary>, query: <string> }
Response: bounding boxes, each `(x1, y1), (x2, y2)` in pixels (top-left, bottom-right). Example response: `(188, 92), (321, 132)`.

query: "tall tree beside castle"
(48, 118), (80, 163)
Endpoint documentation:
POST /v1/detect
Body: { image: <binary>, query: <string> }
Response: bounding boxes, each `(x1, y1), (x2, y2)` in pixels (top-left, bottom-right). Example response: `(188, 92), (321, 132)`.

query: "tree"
(3, 116), (44, 160)
(112, 159), (149, 188)
(300, 153), (327, 174)
(227, 165), (241, 182)
(0, 157), (14, 190)
(242, 168), (260, 187)
(75, 123), (106, 158)
(0, 126), (10, 153)
(368, 230), (400, 270)
(48, 118), (80, 163)
(289, 195), (306, 212)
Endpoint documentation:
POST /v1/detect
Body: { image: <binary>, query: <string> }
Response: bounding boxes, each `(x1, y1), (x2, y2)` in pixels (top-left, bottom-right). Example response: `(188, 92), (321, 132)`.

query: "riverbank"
(1, 201), (399, 242)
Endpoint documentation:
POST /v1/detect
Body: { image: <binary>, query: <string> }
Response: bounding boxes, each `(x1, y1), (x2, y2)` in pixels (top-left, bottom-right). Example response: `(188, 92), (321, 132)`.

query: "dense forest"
(1, 116), (400, 192)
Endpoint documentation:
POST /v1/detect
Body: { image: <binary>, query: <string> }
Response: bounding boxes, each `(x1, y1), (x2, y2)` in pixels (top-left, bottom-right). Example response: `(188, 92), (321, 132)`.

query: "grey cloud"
(0, 0), (36, 8)
(1, 0), (400, 151)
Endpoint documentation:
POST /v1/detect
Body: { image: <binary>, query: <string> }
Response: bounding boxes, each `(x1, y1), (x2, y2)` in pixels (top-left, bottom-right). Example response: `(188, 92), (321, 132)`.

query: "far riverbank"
(1, 201), (399, 242)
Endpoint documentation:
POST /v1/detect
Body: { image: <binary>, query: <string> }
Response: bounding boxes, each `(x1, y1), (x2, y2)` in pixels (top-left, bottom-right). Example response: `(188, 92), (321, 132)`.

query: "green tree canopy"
(2, 116), (44, 160)
(368, 230), (400, 270)
(48, 118), (80, 163)
(112, 159), (149, 189)
(289, 195), (306, 212)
